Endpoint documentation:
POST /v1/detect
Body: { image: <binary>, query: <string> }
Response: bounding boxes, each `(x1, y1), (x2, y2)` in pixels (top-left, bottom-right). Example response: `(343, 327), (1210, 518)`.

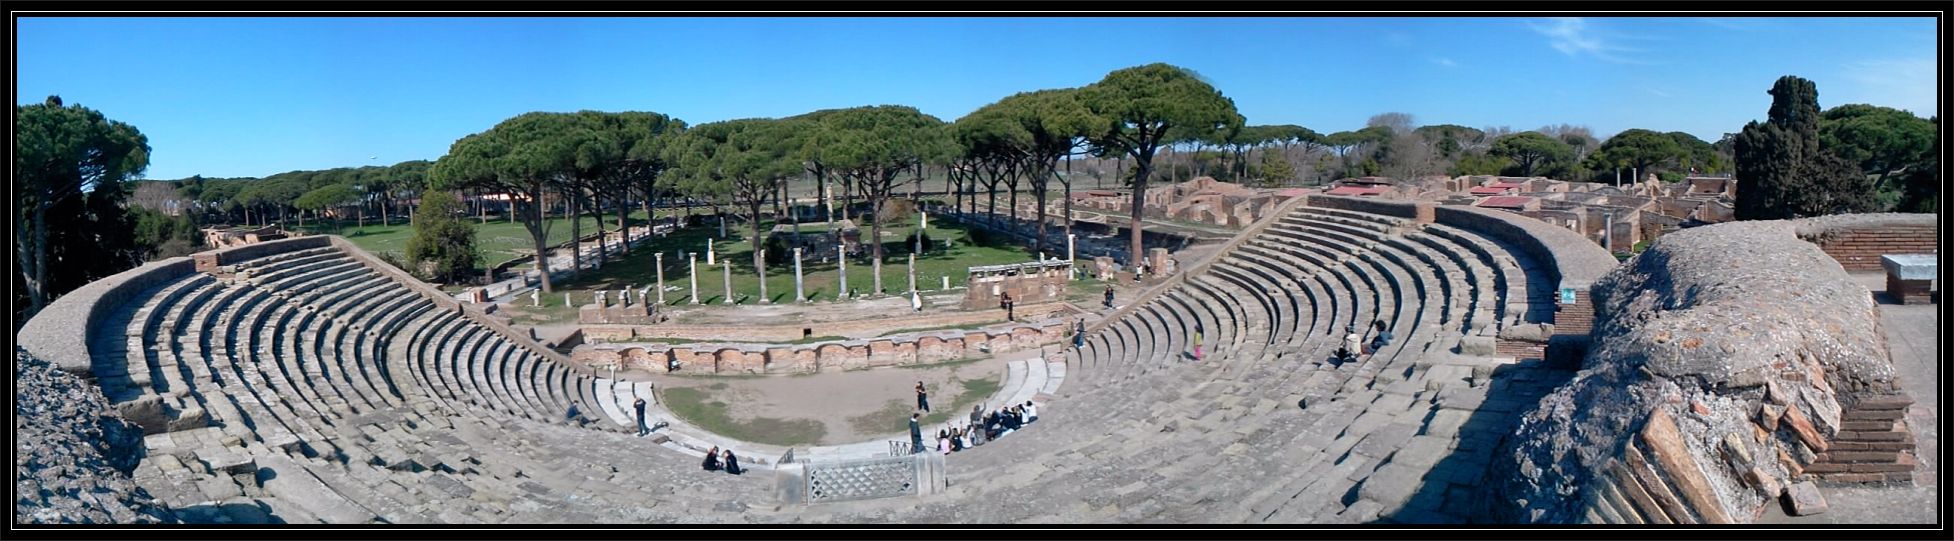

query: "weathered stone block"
(1783, 481), (1828, 516)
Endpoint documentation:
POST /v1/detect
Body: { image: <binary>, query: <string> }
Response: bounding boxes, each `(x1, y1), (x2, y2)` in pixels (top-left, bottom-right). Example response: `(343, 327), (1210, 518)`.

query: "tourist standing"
(909, 412), (925, 454)
(915, 381), (931, 413)
(1103, 285), (1116, 309)
(1000, 292), (1015, 321)
(1073, 317), (1087, 348)
(633, 397), (649, 437)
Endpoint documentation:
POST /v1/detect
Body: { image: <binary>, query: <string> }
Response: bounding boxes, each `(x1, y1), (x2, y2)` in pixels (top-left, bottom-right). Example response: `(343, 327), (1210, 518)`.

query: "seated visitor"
(951, 428), (965, 452)
(1024, 400), (1038, 423)
(938, 429), (952, 454)
(1341, 324), (1363, 362)
(1369, 320), (1394, 353)
(702, 446), (721, 471)
(723, 450), (742, 475)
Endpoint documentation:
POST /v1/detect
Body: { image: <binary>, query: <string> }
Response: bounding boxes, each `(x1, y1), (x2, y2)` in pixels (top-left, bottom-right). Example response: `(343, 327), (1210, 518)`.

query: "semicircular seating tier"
(24, 195), (1614, 524)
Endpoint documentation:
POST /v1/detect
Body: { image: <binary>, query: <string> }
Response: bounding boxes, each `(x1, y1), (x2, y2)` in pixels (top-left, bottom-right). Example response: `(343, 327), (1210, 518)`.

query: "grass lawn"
(847, 374), (999, 433)
(662, 384), (827, 446)
(538, 213), (1048, 307)
(295, 209), (677, 270)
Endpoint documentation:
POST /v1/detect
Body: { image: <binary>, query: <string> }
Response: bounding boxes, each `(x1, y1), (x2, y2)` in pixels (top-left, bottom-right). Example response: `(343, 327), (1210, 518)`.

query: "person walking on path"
(1103, 285), (1116, 309)
(1192, 323), (1204, 362)
(1000, 292), (1015, 321)
(909, 412), (925, 454)
(911, 289), (924, 312)
(915, 381), (931, 413)
(1073, 318), (1087, 348)
(633, 397), (650, 436)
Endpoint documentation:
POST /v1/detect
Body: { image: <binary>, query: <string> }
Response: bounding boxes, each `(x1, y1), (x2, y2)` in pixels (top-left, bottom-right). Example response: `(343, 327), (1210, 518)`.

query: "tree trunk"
(20, 206), (49, 319)
(591, 189), (607, 261)
(618, 191), (630, 255)
(752, 198), (767, 303)
(525, 185), (555, 294)
(870, 175), (885, 296)
(1034, 167), (1048, 257)
(568, 189), (582, 280)
(1130, 151), (1154, 267)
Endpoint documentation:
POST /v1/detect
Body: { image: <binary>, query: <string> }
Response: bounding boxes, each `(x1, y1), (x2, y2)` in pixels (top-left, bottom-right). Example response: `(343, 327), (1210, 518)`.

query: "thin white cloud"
(1527, 17), (1657, 65)
(1645, 86), (1673, 98)
(1430, 57), (1459, 68)
(1838, 58), (1938, 116)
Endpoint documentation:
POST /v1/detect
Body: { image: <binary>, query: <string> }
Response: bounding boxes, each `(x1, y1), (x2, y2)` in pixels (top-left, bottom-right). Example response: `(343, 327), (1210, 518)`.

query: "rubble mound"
(1486, 219), (1899, 524)
(15, 347), (178, 524)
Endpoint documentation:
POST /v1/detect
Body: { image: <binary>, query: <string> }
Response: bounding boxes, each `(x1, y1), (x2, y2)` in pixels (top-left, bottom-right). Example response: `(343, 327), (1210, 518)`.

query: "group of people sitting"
(935, 401), (1038, 454)
(1334, 320), (1394, 364)
(701, 445), (742, 475)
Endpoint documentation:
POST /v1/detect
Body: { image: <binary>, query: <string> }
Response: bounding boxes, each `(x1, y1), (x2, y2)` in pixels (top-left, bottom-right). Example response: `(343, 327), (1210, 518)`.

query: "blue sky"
(16, 16), (1939, 180)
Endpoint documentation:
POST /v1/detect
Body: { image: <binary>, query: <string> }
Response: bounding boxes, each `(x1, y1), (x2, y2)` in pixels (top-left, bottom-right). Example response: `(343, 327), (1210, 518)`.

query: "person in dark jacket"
(633, 397), (650, 437)
(1103, 285), (1116, 309)
(909, 412), (925, 454)
(722, 450), (742, 475)
(1368, 320), (1394, 354)
(703, 446), (721, 471)
(915, 381), (931, 413)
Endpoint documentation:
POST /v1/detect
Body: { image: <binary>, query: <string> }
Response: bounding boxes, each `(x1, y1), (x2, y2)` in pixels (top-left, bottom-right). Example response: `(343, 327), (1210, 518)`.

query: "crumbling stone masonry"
(1486, 217), (1915, 524)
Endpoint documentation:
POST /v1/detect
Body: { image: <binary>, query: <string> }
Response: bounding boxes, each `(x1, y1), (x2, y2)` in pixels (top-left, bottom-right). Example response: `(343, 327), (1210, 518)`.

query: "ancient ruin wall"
(1487, 218), (1909, 524)
(1793, 213), (1937, 272)
(574, 322), (1067, 374)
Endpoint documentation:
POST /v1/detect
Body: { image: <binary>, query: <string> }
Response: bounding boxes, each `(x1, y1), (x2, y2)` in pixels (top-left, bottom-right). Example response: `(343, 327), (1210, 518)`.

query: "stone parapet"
(574, 321), (1067, 375)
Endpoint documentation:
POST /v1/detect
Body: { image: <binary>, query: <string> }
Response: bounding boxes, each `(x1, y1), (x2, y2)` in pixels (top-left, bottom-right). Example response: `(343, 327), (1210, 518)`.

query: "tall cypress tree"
(1734, 76), (1875, 220)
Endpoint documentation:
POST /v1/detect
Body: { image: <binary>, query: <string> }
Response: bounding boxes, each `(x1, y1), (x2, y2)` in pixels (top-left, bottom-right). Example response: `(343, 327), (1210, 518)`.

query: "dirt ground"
(638, 355), (1009, 446)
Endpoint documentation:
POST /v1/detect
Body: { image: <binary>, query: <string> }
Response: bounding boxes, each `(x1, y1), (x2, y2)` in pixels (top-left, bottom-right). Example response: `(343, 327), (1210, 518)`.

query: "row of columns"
(619, 231), (1082, 306)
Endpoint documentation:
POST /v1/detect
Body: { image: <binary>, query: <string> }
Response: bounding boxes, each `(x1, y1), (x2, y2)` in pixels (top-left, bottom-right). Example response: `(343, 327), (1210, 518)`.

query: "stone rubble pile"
(15, 347), (178, 524)
(1485, 219), (1905, 524)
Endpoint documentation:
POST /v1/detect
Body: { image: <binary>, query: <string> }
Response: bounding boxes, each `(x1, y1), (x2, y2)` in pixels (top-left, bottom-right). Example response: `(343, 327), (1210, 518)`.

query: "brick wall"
(1555, 289), (1596, 337)
(1810, 226), (1938, 272)
(1805, 392), (1919, 485)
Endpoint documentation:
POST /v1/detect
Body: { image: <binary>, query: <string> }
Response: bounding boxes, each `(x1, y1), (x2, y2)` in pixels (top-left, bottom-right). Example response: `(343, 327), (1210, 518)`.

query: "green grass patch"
(848, 399), (916, 435)
(662, 386), (826, 446)
(922, 376), (1002, 426)
(542, 216), (1043, 306)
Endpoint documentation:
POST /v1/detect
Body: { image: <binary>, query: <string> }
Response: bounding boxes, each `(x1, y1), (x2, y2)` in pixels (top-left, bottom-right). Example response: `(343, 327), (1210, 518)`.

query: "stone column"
(655, 253), (666, 305)
(838, 244), (848, 299)
(908, 253), (917, 293)
(1067, 233), (1077, 280)
(942, 276), (950, 291)
(706, 240), (715, 265)
(564, 292), (571, 307)
(758, 248), (770, 304)
(722, 259), (734, 305)
(794, 247), (805, 303)
(689, 254), (700, 305)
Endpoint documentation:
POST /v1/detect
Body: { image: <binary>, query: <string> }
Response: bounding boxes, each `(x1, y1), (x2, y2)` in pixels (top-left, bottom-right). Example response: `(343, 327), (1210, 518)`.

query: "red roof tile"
(1469, 186), (1513, 195)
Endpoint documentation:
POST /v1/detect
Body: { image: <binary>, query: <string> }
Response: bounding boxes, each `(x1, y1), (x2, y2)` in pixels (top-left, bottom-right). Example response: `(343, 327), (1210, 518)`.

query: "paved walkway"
(1757, 273), (1937, 525)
